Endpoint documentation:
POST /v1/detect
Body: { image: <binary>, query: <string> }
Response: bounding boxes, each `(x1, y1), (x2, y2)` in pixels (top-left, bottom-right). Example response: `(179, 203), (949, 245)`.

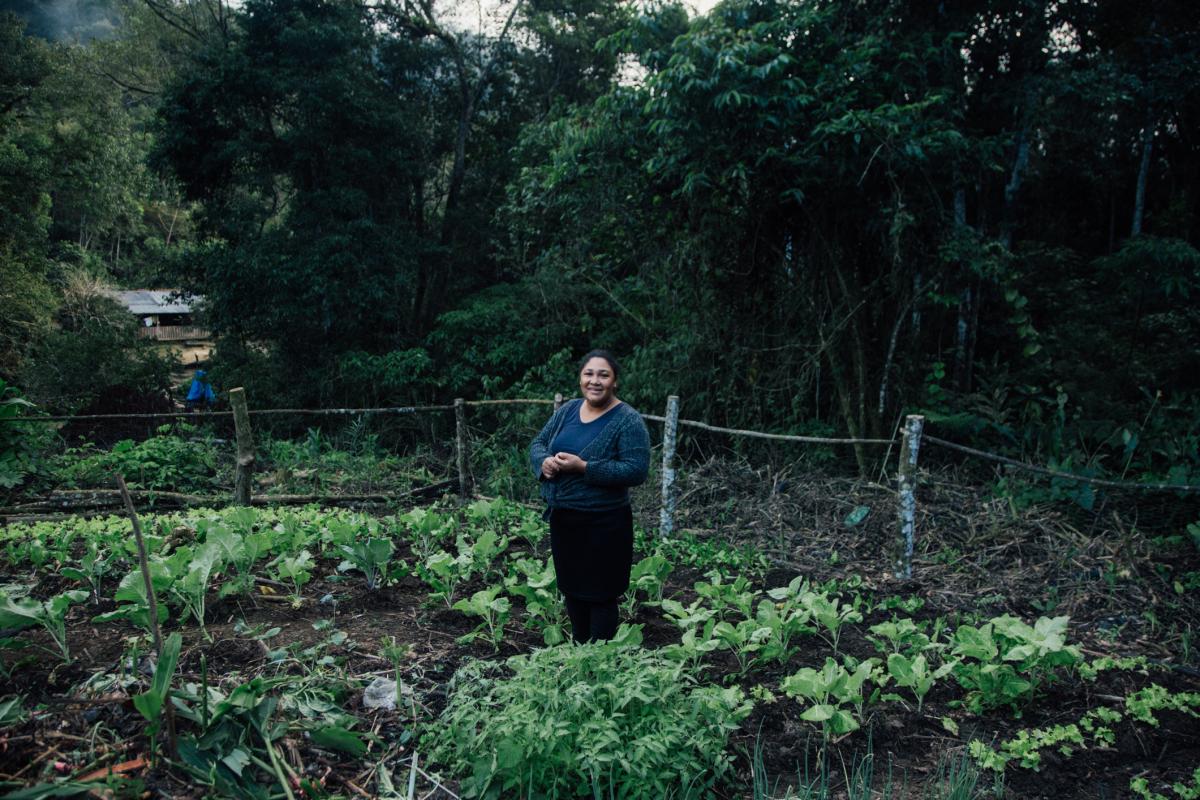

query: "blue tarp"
(186, 370), (216, 404)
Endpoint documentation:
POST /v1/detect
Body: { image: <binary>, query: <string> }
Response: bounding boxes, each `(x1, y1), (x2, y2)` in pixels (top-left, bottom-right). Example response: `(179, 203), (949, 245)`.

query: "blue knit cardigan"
(529, 399), (651, 512)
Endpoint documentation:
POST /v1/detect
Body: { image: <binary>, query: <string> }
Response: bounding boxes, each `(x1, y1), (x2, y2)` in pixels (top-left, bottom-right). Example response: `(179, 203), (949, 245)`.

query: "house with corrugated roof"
(107, 289), (213, 366)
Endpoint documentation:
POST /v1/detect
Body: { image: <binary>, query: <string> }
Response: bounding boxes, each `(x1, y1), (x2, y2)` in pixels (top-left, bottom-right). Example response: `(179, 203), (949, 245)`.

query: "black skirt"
(549, 505), (634, 602)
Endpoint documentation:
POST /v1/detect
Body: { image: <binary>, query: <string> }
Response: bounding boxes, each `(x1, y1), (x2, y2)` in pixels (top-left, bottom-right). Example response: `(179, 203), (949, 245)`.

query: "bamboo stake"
(114, 473), (176, 757)
(230, 387), (255, 506)
(454, 398), (472, 500)
(894, 415), (924, 580)
(659, 395), (680, 538)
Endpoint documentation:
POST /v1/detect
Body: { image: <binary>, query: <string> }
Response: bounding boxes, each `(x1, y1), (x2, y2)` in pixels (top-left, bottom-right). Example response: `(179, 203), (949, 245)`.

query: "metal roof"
(109, 290), (198, 315)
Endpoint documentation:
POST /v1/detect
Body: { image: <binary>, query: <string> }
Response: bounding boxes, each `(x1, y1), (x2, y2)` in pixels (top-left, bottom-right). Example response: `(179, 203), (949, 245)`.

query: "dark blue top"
(530, 399), (651, 513)
(550, 405), (619, 455)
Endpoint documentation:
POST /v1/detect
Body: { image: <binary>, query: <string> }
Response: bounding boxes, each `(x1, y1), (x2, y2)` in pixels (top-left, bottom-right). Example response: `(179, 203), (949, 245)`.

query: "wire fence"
(4, 391), (1198, 577)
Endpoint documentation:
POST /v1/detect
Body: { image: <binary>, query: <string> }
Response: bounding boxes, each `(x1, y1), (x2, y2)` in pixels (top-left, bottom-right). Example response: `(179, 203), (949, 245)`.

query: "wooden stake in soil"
(894, 414), (925, 580)
(659, 395), (680, 537)
(454, 398), (472, 500)
(230, 387), (255, 506)
(115, 473), (177, 757)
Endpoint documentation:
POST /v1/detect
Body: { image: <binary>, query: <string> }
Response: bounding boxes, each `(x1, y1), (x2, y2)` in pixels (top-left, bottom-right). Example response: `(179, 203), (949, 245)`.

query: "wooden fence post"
(659, 395), (680, 537)
(454, 398), (472, 500)
(894, 414), (925, 580)
(230, 388), (254, 506)
(553, 392), (563, 411)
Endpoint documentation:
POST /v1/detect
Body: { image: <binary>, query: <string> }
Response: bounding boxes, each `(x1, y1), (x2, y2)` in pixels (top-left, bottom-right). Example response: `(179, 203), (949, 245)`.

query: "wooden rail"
(137, 325), (212, 341)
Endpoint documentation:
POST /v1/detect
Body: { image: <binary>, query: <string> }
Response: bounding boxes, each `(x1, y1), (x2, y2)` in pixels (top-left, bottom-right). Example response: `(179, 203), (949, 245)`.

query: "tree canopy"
(0, 0), (1197, 482)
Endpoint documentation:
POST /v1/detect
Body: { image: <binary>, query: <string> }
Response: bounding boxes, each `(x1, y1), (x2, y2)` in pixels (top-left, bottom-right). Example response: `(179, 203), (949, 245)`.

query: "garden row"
(1, 501), (1197, 798)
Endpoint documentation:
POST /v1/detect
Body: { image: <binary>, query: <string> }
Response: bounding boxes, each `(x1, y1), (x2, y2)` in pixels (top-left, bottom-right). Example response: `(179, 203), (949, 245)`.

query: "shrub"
(429, 631), (752, 799)
(53, 424), (219, 492)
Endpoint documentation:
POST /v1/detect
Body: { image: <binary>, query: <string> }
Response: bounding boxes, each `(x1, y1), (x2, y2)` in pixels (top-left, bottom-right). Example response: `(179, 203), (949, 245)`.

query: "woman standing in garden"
(529, 350), (650, 642)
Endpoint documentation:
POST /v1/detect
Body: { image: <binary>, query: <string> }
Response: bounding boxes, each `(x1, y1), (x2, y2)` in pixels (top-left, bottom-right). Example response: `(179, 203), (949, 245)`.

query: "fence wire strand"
(923, 434), (1200, 494)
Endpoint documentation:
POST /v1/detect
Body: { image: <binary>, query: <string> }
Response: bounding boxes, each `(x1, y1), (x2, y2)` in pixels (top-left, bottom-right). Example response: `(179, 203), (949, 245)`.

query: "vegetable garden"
(1, 452), (1197, 800)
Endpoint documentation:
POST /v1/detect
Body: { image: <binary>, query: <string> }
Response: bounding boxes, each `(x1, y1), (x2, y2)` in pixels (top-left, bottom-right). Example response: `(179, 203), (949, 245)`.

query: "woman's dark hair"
(578, 349), (620, 379)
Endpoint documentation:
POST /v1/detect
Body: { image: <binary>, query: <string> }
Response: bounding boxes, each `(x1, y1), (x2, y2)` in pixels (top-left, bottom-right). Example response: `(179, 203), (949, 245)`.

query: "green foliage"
(452, 585), (512, 652)
(950, 615), (1080, 714)
(1123, 684), (1200, 727)
(1131, 768), (1200, 800)
(886, 653), (955, 712)
(94, 562), (172, 634)
(622, 553), (673, 617)
(504, 556), (566, 645)
(132, 632), (181, 763)
(970, 704), (1127, 774)
(0, 587), (88, 662)
(165, 541), (224, 638)
(269, 549), (315, 607)
(419, 549), (475, 609)
(0, 378), (50, 490)
(429, 633), (752, 798)
(54, 424), (217, 493)
(782, 656), (878, 740)
(337, 537), (398, 591)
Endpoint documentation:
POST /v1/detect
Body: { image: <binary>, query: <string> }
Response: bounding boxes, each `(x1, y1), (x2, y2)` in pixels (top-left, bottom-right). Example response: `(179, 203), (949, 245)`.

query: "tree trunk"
(1131, 117), (1154, 237)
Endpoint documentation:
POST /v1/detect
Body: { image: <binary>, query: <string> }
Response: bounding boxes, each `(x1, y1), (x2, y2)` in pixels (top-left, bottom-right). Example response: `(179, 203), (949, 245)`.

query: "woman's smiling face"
(579, 357), (617, 407)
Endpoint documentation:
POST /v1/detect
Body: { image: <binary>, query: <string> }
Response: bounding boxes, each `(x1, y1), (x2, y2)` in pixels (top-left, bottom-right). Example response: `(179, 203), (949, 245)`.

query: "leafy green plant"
(712, 616), (773, 677)
(419, 549), (474, 609)
(337, 537), (398, 590)
(752, 594), (814, 666)
(1131, 767), (1200, 800)
(695, 571), (760, 620)
(802, 588), (864, 654)
(457, 526), (509, 583)
(782, 657), (878, 741)
(885, 653), (956, 712)
(269, 549), (315, 607)
(54, 424), (218, 493)
(660, 597), (722, 673)
(504, 557), (566, 644)
(622, 553), (673, 616)
(94, 562), (173, 633)
(206, 525), (272, 599)
(950, 615), (1079, 713)
(429, 629), (752, 798)
(60, 542), (116, 603)
(452, 585), (512, 651)
(0, 588), (89, 662)
(398, 505), (454, 561)
(133, 632), (181, 764)
(868, 617), (934, 657)
(166, 542), (225, 639)
(970, 706), (1123, 773)
(0, 378), (48, 490)
(1124, 684), (1200, 726)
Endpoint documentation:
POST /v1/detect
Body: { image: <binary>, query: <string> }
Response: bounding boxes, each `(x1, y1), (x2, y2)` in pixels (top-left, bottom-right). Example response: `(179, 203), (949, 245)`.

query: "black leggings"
(563, 595), (619, 643)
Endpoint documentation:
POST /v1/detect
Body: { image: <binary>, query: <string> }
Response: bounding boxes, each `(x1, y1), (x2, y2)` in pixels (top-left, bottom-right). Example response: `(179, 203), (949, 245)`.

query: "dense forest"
(2, 0), (1198, 484)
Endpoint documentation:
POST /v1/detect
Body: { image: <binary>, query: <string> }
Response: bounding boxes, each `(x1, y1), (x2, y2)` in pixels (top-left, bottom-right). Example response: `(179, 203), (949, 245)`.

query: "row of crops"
(1, 500), (1198, 798)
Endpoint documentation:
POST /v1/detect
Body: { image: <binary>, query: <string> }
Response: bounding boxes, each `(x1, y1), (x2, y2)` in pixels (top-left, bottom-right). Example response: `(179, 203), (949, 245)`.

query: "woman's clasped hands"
(541, 452), (586, 479)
